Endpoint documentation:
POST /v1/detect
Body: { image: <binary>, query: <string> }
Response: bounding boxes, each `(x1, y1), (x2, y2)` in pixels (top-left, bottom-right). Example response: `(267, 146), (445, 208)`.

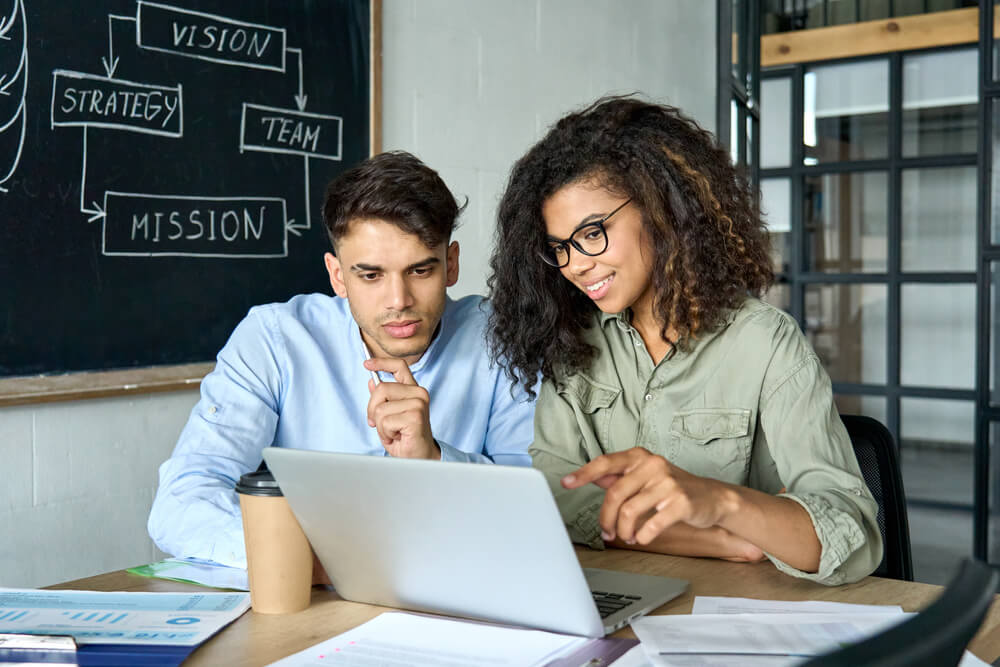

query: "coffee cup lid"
(235, 470), (283, 496)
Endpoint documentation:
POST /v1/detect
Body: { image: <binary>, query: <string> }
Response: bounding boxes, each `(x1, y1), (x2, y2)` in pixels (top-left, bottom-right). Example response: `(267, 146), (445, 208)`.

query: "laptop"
(262, 448), (688, 637)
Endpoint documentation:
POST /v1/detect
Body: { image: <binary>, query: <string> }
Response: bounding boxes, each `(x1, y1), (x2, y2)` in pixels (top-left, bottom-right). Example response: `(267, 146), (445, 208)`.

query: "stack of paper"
(618, 597), (991, 666)
(265, 611), (632, 667)
(0, 588), (250, 666)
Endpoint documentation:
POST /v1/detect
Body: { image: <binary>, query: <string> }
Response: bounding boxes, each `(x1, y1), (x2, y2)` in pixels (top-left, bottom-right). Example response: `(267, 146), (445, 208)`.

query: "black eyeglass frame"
(539, 198), (632, 268)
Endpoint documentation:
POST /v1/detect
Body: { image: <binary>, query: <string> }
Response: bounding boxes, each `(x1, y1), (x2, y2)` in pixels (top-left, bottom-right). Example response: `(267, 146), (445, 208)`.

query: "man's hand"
(364, 357), (440, 460)
(562, 447), (740, 546)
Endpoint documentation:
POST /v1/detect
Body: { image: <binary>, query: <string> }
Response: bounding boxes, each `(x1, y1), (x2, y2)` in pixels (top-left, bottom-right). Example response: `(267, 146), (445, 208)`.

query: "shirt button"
(853, 488), (863, 496)
(209, 406), (217, 414)
(635, 341), (642, 347)
(644, 394), (653, 402)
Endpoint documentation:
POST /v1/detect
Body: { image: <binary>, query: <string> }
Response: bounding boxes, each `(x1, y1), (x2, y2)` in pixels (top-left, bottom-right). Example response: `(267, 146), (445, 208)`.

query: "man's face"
(325, 218), (459, 365)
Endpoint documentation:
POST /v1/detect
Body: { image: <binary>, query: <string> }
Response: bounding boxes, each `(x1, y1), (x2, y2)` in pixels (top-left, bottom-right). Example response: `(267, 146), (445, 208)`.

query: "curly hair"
(487, 96), (774, 397)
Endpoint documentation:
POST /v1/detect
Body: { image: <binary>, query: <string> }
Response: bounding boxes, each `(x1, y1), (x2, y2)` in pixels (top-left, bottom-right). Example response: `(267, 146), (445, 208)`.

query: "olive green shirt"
(530, 297), (882, 586)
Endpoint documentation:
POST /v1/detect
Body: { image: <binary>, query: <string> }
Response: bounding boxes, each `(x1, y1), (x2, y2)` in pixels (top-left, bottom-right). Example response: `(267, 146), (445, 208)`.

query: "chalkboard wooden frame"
(0, 0), (382, 400)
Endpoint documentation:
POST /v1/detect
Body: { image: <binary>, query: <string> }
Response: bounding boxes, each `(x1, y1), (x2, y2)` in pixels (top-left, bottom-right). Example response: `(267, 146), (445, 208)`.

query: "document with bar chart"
(0, 588), (250, 645)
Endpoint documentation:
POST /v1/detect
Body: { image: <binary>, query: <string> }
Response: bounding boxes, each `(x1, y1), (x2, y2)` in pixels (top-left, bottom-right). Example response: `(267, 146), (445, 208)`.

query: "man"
(148, 151), (535, 568)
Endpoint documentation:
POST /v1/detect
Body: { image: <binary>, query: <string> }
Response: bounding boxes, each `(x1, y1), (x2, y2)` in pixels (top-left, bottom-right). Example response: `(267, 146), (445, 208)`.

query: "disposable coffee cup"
(235, 470), (312, 614)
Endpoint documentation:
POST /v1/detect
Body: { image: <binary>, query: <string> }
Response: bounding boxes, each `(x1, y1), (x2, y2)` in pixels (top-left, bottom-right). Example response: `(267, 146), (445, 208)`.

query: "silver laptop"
(263, 448), (688, 637)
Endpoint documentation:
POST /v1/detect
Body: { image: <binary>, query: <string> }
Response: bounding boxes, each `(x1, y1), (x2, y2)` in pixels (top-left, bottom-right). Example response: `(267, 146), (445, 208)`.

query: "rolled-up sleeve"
(759, 355), (883, 585)
(529, 379), (607, 549)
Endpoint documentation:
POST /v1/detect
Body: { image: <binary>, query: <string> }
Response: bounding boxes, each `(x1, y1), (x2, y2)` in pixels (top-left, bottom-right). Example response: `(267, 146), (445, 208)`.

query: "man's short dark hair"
(322, 151), (465, 252)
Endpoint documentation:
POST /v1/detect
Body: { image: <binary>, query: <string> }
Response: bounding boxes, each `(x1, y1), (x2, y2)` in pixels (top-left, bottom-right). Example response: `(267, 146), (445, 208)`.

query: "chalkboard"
(0, 0), (374, 376)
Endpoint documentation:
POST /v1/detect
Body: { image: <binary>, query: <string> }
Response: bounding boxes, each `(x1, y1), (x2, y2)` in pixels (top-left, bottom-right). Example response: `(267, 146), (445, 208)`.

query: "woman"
(487, 97), (881, 585)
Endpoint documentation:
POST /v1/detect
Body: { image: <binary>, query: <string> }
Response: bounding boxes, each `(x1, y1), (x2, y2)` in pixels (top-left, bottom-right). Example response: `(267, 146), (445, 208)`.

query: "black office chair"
(801, 558), (999, 667)
(841, 414), (913, 581)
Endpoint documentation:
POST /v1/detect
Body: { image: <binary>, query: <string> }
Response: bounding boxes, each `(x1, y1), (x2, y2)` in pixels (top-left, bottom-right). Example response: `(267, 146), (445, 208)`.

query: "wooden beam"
(0, 362), (213, 408)
(761, 7), (992, 68)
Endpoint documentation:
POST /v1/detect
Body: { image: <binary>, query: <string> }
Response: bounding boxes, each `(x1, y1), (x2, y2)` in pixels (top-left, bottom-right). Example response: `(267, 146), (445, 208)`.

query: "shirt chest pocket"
(670, 408), (752, 484)
(558, 375), (621, 453)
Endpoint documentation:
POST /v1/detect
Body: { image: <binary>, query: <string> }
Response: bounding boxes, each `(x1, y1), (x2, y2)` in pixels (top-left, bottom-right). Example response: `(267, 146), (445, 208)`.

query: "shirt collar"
(599, 309), (632, 331)
(597, 303), (742, 347)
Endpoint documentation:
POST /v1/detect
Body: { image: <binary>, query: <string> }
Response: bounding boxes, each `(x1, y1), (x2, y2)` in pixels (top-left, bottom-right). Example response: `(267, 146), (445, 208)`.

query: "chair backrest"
(801, 558), (999, 667)
(840, 414), (913, 581)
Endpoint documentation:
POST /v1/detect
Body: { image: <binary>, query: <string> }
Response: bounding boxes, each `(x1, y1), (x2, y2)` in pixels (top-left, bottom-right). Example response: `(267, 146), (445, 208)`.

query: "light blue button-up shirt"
(148, 293), (535, 567)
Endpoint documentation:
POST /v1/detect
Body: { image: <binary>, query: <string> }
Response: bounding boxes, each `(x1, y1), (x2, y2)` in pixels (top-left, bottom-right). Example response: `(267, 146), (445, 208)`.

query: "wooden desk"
(52, 549), (1000, 666)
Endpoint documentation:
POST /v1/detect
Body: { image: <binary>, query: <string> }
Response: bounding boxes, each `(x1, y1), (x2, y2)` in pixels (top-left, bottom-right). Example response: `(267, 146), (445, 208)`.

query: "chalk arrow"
(102, 55), (119, 79)
(287, 48), (307, 111)
(0, 46), (25, 96)
(103, 14), (119, 78)
(286, 220), (309, 237)
(83, 201), (105, 223)
(0, 0), (18, 40)
(103, 14), (135, 79)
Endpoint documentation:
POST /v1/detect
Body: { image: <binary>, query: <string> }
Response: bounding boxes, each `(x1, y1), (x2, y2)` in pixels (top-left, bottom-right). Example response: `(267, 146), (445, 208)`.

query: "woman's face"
(541, 180), (655, 316)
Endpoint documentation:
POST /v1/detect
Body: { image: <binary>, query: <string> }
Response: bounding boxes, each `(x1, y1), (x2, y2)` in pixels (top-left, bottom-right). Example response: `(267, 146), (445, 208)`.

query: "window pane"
(805, 171), (888, 273)
(761, 178), (791, 233)
(901, 284), (976, 389)
(761, 178), (791, 275)
(763, 282), (790, 312)
(902, 49), (977, 157)
(761, 78), (792, 168)
(901, 398), (974, 505)
(731, 99), (739, 165)
(860, 0), (890, 21)
(834, 395), (886, 423)
(901, 167), (976, 272)
(805, 284), (887, 385)
(827, 0), (857, 25)
(805, 60), (889, 163)
(902, 398), (974, 584)
(991, 99), (1000, 244)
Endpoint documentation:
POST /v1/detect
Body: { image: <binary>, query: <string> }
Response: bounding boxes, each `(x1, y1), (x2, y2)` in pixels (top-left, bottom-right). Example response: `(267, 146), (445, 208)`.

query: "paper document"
(266, 611), (587, 667)
(631, 612), (909, 657)
(0, 588), (249, 646)
(128, 557), (249, 591)
(628, 597), (990, 667)
(691, 596), (903, 616)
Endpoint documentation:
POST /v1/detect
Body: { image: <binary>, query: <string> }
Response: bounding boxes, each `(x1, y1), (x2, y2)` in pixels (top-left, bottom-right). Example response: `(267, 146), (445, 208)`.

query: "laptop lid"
(263, 449), (627, 637)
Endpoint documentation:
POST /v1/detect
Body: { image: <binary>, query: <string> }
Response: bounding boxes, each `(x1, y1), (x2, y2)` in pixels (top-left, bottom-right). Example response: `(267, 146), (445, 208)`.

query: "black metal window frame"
(719, 0), (762, 178)
(978, 0), (999, 564)
(761, 41), (988, 557)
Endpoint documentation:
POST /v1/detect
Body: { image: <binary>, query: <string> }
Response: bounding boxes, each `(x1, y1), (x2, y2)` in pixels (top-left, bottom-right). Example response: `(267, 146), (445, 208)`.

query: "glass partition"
(804, 60), (889, 164)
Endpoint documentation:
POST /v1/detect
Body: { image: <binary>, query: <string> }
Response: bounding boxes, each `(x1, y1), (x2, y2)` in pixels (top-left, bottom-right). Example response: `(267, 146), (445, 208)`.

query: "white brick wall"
(0, 1), (716, 587)
(0, 392), (197, 587)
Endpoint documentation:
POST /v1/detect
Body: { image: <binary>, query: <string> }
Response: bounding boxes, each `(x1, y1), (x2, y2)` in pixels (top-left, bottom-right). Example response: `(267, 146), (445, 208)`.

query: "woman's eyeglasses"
(539, 198), (632, 268)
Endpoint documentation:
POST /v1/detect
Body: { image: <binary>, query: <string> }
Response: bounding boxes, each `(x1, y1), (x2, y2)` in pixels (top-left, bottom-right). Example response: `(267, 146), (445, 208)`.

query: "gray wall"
(0, 1), (716, 587)
(382, 0), (717, 298)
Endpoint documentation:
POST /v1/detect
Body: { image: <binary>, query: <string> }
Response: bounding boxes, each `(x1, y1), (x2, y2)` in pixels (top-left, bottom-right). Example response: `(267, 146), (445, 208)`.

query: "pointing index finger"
(363, 357), (417, 385)
(562, 452), (634, 489)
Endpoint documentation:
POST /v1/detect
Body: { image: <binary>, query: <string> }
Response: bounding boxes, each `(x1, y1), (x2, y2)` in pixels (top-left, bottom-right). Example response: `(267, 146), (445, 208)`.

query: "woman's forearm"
(608, 521), (764, 562)
(717, 485), (821, 573)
